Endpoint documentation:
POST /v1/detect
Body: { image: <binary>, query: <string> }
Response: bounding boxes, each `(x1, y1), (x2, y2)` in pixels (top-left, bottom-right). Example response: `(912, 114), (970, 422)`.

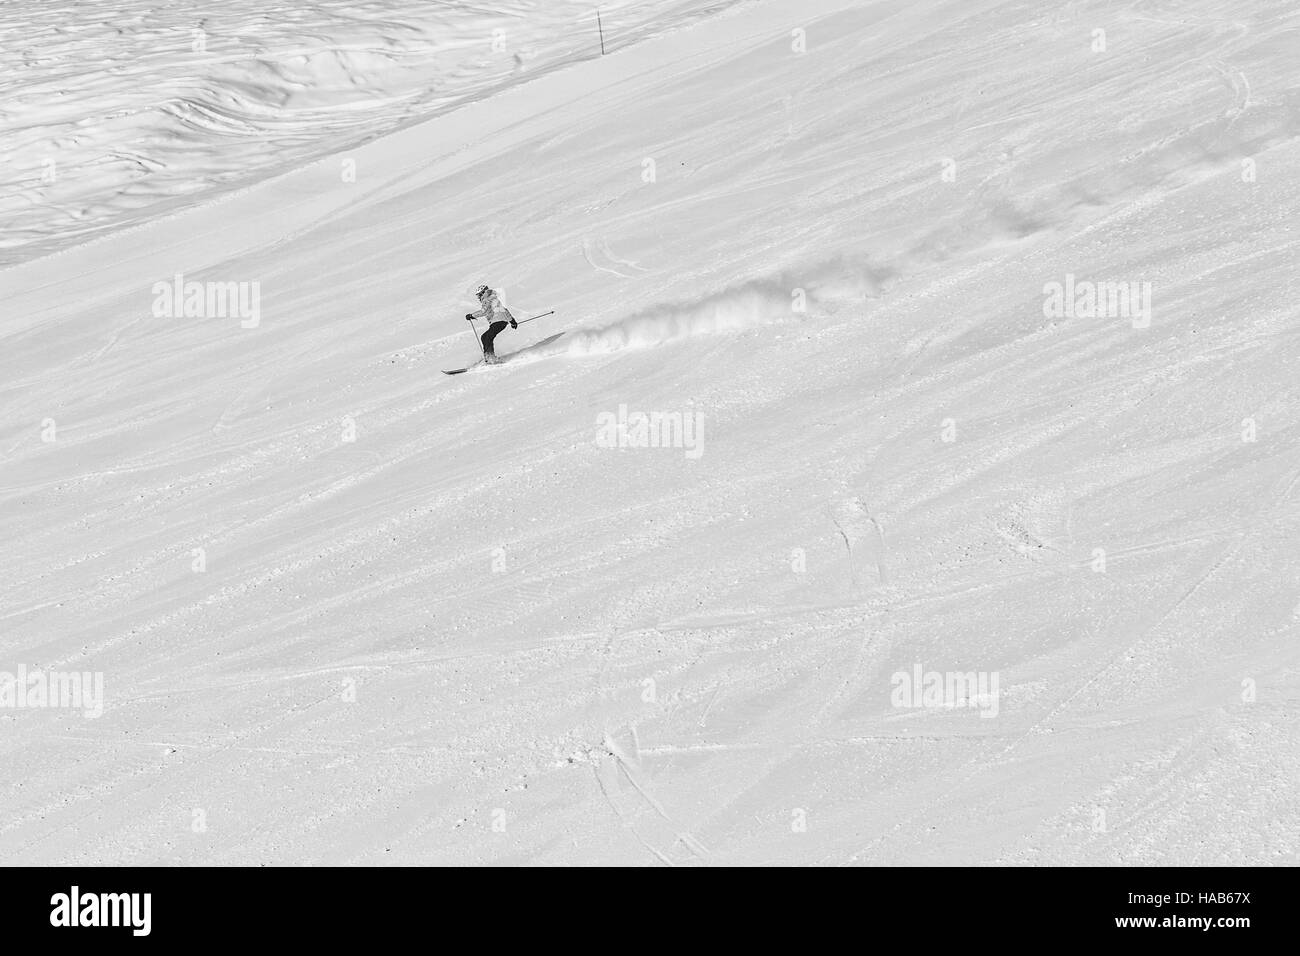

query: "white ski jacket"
(470, 289), (515, 325)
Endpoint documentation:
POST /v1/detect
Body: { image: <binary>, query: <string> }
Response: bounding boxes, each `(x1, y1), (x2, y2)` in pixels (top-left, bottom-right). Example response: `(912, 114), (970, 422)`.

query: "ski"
(442, 357), (510, 374)
(442, 358), (484, 375)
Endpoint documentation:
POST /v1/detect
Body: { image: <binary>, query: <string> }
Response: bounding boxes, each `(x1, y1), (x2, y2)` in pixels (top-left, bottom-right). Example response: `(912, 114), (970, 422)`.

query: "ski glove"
(465, 313), (474, 321)
(509, 319), (518, 329)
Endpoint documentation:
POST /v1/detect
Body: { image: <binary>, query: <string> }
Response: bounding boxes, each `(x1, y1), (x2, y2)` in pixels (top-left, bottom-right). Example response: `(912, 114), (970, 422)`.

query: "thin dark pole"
(597, 10), (606, 55)
(467, 317), (484, 357)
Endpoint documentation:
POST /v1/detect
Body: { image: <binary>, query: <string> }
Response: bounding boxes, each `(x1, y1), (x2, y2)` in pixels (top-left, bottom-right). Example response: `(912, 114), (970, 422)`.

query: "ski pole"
(515, 310), (555, 326)
(467, 316), (485, 357)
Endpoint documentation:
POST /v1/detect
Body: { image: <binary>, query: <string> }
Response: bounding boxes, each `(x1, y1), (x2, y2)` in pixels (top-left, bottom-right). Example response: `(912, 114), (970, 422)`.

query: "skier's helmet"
(473, 283), (490, 299)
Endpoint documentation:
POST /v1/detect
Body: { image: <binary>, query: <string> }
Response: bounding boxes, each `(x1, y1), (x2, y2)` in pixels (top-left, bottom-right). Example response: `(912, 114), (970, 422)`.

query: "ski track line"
(814, 498), (893, 728)
(639, 727), (1031, 760)
(656, 544), (1123, 637)
(97, 635), (607, 707)
(579, 237), (648, 278)
(591, 762), (676, 867)
(603, 732), (711, 861)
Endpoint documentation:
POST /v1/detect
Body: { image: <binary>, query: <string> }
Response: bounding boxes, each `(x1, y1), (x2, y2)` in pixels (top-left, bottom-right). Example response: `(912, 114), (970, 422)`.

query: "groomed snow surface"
(2, 0), (1298, 865)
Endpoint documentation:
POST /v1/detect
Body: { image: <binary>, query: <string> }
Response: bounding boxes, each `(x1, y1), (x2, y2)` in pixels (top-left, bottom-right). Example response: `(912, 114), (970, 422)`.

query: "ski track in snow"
(2, 0), (1300, 865)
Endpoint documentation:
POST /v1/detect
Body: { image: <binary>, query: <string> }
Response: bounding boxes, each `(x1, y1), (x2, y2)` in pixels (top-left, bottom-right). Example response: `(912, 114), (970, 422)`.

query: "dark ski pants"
(481, 320), (509, 357)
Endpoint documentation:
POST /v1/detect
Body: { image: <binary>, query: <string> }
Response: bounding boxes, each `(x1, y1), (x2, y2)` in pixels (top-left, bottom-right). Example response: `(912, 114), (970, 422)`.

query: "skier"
(465, 284), (517, 364)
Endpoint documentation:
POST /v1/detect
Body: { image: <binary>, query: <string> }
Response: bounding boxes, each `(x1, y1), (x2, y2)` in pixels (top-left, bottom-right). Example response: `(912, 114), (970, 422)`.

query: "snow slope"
(0, 0), (740, 266)
(2, 0), (1298, 865)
